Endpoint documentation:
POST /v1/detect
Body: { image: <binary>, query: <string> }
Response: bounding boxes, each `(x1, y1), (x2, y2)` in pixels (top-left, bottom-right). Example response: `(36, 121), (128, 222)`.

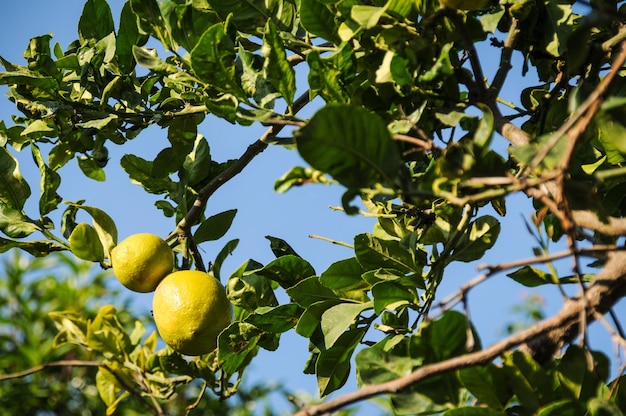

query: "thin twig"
(168, 91), (311, 247)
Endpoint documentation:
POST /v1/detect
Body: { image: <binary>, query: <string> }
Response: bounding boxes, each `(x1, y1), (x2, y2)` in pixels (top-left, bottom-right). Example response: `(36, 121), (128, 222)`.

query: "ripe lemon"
(152, 270), (233, 356)
(440, 0), (489, 10)
(110, 233), (174, 293)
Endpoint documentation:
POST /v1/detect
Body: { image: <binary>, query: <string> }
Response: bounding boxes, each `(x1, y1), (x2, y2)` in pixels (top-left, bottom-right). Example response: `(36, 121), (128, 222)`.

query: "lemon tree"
(2, 0), (626, 415)
(111, 233), (174, 293)
(153, 270), (232, 356)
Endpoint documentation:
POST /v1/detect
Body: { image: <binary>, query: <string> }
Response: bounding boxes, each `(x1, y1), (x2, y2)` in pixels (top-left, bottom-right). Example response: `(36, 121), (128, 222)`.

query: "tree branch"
(293, 251), (626, 416)
(170, 91), (311, 241)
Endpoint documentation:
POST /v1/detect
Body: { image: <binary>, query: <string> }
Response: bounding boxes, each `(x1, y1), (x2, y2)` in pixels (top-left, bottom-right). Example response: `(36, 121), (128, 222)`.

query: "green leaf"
(212, 238), (239, 282)
(0, 237), (66, 257)
(0, 204), (38, 238)
(218, 322), (262, 374)
(132, 46), (178, 73)
(587, 398), (624, 416)
(457, 364), (510, 411)
(351, 5), (386, 29)
(227, 263), (278, 312)
(257, 255), (315, 288)
(354, 233), (423, 274)
(265, 235), (300, 258)
(451, 215), (500, 263)
(0, 146), (31, 210)
(372, 281), (419, 314)
(296, 105), (401, 190)
(116, 2), (147, 74)
(77, 156), (106, 182)
(69, 222), (105, 262)
(501, 350), (554, 411)
(31, 144), (61, 215)
(320, 301), (372, 349)
(295, 299), (341, 339)
(245, 304), (302, 333)
(79, 0), (114, 42)
(287, 275), (339, 308)
(22, 119), (56, 137)
(262, 20), (296, 106)
(65, 202), (117, 258)
(194, 209), (237, 243)
(419, 43), (454, 82)
(356, 344), (422, 386)
(421, 311), (472, 361)
(191, 22), (244, 97)
(274, 166), (333, 193)
(121, 154), (175, 194)
(316, 327), (366, 396)
(300, 0), (339, 43)
(319, 257), (368, 292)
(130, 0), (176, 50)
(183, 135), (212, 186)
(556, 345), (609, 402)
(507, 265), (554, 287)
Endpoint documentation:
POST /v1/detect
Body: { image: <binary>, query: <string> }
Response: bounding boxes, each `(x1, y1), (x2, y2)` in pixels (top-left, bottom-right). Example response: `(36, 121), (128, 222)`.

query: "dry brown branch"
(293, 251), (626, 416)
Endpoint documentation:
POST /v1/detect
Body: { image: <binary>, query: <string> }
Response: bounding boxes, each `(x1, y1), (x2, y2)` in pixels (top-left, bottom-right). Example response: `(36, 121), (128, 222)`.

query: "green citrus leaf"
(262, 19), (296, 106)
(316, 327), (366, 396)
(194, 209), (237, 243)
(69, 222), (105, 262)
(257, 254), (315, 288)
(31, 144), (61, 215)
(320, 301), (372, 349)
(296, 105), (401, 190)
(287, 276), (339, 308)
(319, 257), (368, 292)
(457, 364), (510, 411)
(0, 146), (31, 210)
(191, 22), (244, 97)
(66, 203), (117, 258)
(0, 204), (38, 238)
(354, 233), (424, 274)
(79, 0), (114, 42)
(451, 215), (500, 263)
(300, 0), (339, 43)
(244, 303), (302, 333)
(212, 238), (239, 282)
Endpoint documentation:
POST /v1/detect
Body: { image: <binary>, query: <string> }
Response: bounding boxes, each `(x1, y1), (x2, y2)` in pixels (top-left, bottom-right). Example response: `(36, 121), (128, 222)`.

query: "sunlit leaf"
(69, 222), (105, 262)
(451, 216), (500, 263)
(79, 0), (114, 42)
(0, 146), (31, 210)
(296, 105), (401, 190)
(194, 209), (237, 243)
(300, 0), (339, 42)
(316, 327), (366, 396)
(262, 20), (295, 106)
(320, 301), (372, 349)
(0, 204), (38, 238)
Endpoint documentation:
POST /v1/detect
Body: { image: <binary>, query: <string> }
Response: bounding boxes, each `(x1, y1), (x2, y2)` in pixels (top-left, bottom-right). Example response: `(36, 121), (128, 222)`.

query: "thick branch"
(572, 210), (626, 236)
(294, 251), (626, 416)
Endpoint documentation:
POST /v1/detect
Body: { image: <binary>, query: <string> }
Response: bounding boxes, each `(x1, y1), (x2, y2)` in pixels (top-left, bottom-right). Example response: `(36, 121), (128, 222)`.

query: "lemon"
(110, 233), (174, 293)
(152, 270), (233, 356)
(440, 0), (489, 10)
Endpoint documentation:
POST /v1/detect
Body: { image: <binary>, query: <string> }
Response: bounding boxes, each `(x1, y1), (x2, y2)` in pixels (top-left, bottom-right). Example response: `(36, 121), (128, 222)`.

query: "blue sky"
(1, 1), (623, 414)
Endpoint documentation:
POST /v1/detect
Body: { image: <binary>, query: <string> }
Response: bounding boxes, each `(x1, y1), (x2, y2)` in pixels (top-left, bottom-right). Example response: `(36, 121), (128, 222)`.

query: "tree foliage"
(2, 0), (626, 414)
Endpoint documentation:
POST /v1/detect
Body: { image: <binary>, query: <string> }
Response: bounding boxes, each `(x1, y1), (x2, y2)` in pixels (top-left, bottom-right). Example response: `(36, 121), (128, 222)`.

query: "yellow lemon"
(152, 270), (233, 356)
(110, 233), (174, 293)
(440, 0), (490, 10)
